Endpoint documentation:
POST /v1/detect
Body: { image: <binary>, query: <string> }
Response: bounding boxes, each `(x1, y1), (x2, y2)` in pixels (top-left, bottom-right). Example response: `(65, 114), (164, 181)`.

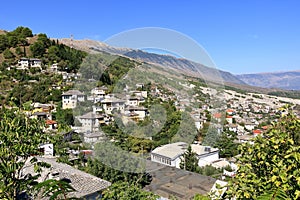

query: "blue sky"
(1, 0), (300, 74)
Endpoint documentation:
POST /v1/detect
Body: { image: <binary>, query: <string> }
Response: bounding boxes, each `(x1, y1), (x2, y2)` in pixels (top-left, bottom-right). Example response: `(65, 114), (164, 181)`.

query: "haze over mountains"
(237, 71), (300, 90)
(59, 38), (299, 90)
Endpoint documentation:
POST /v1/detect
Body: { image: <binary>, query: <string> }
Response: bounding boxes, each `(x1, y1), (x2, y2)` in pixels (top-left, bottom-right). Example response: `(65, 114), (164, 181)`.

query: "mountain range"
(59, 38), (299, 91)
(237, 71), (300, 90)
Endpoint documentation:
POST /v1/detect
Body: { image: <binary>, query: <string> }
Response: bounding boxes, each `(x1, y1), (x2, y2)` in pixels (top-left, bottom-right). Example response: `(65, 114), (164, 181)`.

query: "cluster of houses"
(61, 84), (150, 143)
(17, 57), (42, 70)
(14, 58), (300, 199)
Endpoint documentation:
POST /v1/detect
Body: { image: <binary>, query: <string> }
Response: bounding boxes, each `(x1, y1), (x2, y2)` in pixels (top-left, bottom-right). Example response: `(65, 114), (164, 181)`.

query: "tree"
(0, 108), (50, 199)
(102, 182), (158, 200)
(7, 35), (19, 47)
(34, 179), (77, 200)
(180, 145), (200, 172)
(15, 46), (23, 56)
(20, 27), (33, 37)
(53, 107), (74, 127)
(226, 113), (300, 199)
(36, 33), (51, 48)
(48, 45), (60, 63)
(202, 128), (219, 147)
(3, 49), (15, 59)
(30, 41), (46, 58)
(0, 35), (9, 52)
(214, 129), (239, 158)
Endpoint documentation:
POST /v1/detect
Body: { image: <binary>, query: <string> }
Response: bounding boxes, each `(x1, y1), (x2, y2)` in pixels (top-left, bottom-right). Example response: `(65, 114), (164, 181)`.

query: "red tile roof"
(253, 129), (262, 134)
(213, 113), (222, 118)
(45, 120), (57, 125)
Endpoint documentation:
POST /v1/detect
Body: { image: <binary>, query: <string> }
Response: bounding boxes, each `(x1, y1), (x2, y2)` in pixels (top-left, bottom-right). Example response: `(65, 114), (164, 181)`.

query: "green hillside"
(0, 26), (86, 72)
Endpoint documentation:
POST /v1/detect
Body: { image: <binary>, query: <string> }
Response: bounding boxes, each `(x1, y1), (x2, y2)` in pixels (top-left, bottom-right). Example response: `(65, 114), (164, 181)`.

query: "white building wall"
(151, 154), (182, 168)
(197, 152), (219, 167)
(172, 157), (182, 168)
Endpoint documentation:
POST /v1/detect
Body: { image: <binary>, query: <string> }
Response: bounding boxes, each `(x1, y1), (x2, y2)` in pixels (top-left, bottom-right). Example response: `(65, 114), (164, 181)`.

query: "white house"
(39, 143), (54, 156)
(131, 90), (148, 98)
(62, 90), (86, 109)
(190, 144), (219, 167)
(124, 106), (148, 122)
(77, 112), (109, 132)
(151, 142), (219, 168)
(50, 63), (58, 72)
(151, 142), (187, 168)
(18, 58), (42, 69)
(101, 96), (125, 114)
(194, 120), (203, 130)
(228, 124), (238, 132)
(83, 131), (106, 143)
(91, 87), (107, 103)
(244, 122), (256, 131)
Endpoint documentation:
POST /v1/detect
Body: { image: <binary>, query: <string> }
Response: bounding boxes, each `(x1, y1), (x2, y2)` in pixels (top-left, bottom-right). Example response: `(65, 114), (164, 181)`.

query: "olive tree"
(0, 108), (50, 199)
(226, 113), (300, 199)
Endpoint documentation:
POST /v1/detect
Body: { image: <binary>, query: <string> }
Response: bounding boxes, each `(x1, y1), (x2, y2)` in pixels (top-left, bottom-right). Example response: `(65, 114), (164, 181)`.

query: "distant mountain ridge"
(58, 38), (245, 85)
(123, 49), (245, 85)
(237, 71), (300, 90)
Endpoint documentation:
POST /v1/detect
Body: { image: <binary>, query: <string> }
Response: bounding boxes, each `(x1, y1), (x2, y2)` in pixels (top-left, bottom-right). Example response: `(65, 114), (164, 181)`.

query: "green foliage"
(52, 43), (86, 72)
(193, 193), (211, 200)
(152, 101), (181, 145)
(53, 107), (74, 127)
(84, 157), (152, 187)
(199, 165), (222, 177)
(30, 41), (46, 58)
(172, 111), (198, 143)
(15, 46), (23, 56)
(0, 108), (50, 199)
(202, 128), (219, 147)
(47, 45), (60, 62)
(214, 129), (239, 158)
(180, 145), (200, 172)
(268, 91), (300, 99)
(9, 26), (33, 38)
(3, 49), (15, 59)
(226, 113), (300, 199)
(102, 182), (158, 200)
(256, 188), (291, 200)
(0, 35), (9, 52)
(7, 72), (63, 106)
(34, 179), (77, 200)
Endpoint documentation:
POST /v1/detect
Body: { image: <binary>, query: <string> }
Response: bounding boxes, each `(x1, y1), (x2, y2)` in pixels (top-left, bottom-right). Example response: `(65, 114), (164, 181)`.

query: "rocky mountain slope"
(58, 38), (245, 85)
(237, 71), (300, 90)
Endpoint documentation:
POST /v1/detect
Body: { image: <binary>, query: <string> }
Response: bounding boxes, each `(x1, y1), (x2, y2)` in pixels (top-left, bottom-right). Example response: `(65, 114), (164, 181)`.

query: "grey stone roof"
(22, 157), (111, 199)
(62, 90), (85, 96)
(151, 142), (188, 160)
(78, 112), (104, 119)
(145, 160), (216, 199)
(84, 131), (105, 138)
(126, 106), (148, 111)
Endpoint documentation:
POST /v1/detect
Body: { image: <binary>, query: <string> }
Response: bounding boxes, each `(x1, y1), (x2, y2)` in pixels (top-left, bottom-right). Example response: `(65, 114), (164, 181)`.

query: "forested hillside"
(0, 26), (86, 72)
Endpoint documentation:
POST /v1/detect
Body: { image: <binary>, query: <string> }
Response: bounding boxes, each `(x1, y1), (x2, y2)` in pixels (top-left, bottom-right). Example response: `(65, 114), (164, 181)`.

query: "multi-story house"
(62, 90), (86, 109)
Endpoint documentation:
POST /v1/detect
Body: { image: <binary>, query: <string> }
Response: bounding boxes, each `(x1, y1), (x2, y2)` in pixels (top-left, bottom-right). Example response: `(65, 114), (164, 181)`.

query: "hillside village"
(1, 27), (300, 199)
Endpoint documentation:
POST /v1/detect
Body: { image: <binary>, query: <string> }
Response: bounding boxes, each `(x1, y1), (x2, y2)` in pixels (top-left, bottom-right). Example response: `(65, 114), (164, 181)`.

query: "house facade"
(62, 90), (86, 109)
(101, 96), (125, 114)
(77, 112), (109, 132)
(18, 58), (42, 69)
